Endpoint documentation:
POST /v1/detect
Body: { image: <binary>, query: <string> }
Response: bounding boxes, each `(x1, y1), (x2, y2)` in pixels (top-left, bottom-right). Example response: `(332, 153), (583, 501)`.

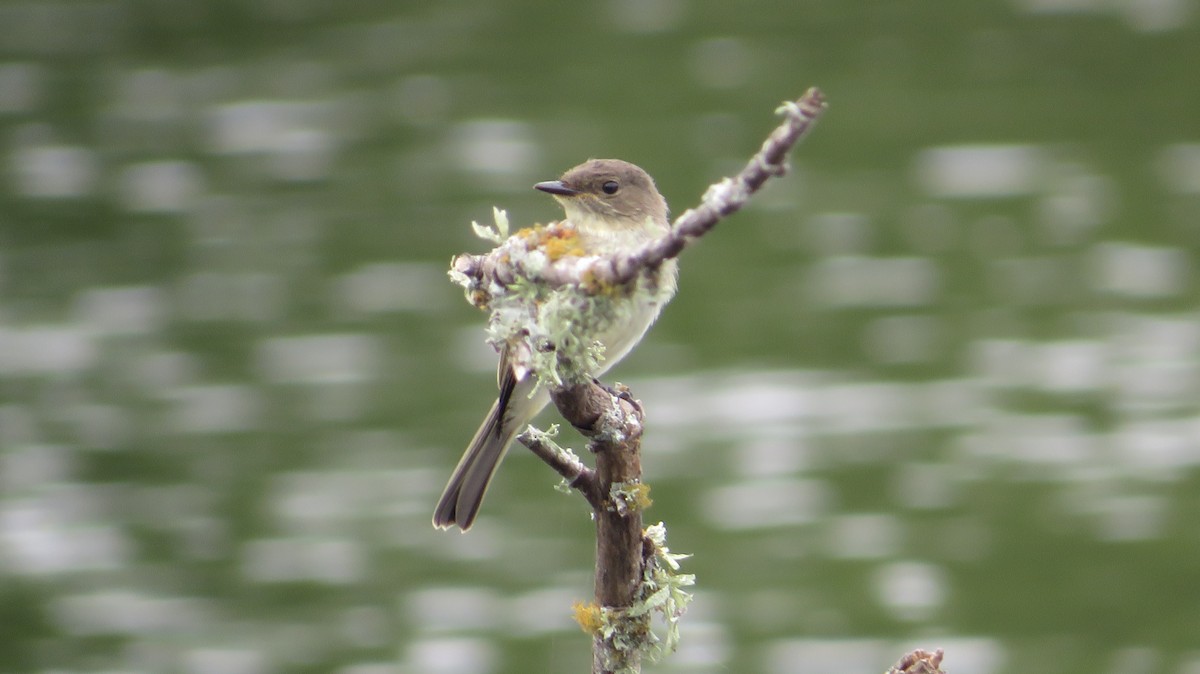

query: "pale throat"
(559, 201), (668, 251)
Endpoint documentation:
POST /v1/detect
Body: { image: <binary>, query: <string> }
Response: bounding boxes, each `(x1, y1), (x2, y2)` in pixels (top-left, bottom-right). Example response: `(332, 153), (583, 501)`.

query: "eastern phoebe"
(433, 159), (677, 531)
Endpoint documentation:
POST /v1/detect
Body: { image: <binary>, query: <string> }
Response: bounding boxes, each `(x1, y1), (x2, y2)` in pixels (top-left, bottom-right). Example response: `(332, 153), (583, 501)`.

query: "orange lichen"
(467, 288), (490, 309)
(572, 600), (604, 635)
(540, 228), (586, 260)
(629, 482), (653, 511)
(515, 224), (586, 261)
(580, 266), (629, 298)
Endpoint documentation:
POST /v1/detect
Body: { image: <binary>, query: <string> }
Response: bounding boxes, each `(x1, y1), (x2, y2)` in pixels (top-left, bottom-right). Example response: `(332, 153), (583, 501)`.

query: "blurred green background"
(2, 1), (1200, 673)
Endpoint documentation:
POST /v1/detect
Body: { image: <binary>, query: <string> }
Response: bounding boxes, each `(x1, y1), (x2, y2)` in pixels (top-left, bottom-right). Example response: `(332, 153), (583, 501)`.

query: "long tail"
(432, 397), (516, 531)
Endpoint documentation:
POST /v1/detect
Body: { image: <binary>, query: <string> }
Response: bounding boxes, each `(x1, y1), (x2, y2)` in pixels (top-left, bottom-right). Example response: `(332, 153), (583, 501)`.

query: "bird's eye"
(601, 180), (619, 195)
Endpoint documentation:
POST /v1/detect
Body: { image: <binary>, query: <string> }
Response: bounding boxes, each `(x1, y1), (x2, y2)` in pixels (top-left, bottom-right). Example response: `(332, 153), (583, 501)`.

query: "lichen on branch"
(570, 521), (694, 674)
(447, 88), (827, 674)
(451, 87), (827, 295)
(450, 213), (655, 389)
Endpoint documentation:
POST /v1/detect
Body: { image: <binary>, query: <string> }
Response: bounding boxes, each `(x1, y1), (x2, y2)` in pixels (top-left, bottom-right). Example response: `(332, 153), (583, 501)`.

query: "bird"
(433, 159), (678, 531)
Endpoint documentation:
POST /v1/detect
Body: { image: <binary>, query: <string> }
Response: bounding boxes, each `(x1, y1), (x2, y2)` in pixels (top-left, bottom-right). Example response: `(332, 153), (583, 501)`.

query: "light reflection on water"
(1, 2), (1199, 674)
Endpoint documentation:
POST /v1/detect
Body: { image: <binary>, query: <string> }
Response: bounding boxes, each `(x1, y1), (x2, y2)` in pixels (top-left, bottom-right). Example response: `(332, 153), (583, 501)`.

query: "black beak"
(534, 180), (579, 196)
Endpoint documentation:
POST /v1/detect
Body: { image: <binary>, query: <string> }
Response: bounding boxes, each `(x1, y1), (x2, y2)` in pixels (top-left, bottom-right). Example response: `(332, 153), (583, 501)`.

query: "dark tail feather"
(432, 399), (514, 531)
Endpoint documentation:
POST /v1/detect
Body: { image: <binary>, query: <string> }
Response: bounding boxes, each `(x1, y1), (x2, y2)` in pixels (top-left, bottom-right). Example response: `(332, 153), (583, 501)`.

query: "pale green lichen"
(580, 522), (694, 672)
(596, 605), (651, 674)
(523, 287), (610, 387)
(775, 99), (804, 118)
(447, 265), (471, 290)
(471, 206), (509, 243)
(522, 422), (561, 446)
(637, 522), (694, 657)
(452, 209), (650, 392)
(521, 424), (585, 495)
